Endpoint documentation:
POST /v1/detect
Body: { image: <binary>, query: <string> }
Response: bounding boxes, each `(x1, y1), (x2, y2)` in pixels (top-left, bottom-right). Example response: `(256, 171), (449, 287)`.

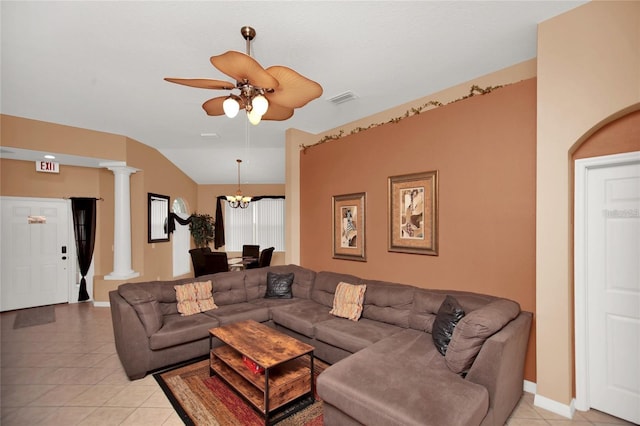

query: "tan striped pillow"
(175, 283), (200, 316)
(330, 282), (367, 321)
(175, 281), (218, 315)
(194, 280), (218, 312)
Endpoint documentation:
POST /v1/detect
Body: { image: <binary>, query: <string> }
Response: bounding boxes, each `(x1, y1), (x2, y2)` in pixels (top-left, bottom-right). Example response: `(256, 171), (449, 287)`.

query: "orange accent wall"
(300, 78), (537, 381)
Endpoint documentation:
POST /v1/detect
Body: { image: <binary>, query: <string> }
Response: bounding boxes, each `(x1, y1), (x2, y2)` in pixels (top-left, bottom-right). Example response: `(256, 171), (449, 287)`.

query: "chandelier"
(226, 159), (252, 209)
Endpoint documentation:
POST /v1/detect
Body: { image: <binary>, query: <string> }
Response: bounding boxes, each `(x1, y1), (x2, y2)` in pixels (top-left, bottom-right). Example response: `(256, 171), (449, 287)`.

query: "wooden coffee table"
(209, 320), (315, 425)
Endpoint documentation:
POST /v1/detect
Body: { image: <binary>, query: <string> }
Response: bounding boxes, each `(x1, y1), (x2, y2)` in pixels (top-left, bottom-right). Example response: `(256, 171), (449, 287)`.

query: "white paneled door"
(1, 197), (71, 311)
(578, 153), (640, 424)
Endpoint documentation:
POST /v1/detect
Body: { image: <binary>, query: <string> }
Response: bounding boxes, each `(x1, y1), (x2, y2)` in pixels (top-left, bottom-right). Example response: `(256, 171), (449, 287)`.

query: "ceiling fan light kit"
(165, 26), (322, 125)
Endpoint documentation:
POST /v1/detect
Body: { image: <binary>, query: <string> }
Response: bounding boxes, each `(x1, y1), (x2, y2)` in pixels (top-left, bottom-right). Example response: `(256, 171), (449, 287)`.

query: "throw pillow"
(174, 283), (200, 316)
(265, 272), (294, 299)
(175, 281), (217, 315)
(432, 295), (465, 356)
(445, 299), (520, 374)
(194, 280), (217, 312)
(330, 282), (367, 321)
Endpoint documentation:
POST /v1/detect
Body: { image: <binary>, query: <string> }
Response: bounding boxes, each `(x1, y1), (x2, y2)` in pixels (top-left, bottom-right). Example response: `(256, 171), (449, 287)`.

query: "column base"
(104, 271), (140, 281)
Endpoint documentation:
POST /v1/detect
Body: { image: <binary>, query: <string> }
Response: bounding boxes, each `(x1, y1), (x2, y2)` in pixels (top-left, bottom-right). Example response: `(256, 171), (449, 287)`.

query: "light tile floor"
(0, 303), (635, 426)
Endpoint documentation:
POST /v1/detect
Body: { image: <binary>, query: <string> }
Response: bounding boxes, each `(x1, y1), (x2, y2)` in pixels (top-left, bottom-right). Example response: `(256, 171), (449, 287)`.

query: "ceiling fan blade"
(202, 96), (247, 116)
(262, 103), (294, 121)
(264, 66), (323, 108)
(164, 78), (235, 90)
(210, 51), (279, 89)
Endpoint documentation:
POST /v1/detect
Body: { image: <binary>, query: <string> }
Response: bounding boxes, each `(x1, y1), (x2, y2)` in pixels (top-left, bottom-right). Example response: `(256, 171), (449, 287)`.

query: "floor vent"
(327, 90), (358, 105)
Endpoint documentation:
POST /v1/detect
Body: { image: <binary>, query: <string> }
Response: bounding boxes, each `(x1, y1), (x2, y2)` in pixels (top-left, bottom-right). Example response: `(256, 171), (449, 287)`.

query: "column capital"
(100, 161), (139, 175)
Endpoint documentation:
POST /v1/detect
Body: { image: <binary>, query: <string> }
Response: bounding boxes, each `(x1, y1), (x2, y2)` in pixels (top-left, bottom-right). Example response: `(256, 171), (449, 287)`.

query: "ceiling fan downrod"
(241, 26), (256, 56)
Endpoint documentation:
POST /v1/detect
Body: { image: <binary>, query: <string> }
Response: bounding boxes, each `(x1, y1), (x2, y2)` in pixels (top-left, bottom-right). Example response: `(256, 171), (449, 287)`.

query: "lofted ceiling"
(1, 1), (586, 184)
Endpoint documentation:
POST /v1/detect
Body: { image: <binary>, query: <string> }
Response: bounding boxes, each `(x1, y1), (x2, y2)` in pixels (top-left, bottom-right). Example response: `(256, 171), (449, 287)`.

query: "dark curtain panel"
(214, 196), (225, 249)
(71, 198), (97, 302)
(214, 195), (285, 249)
(167, 212), (192, 234)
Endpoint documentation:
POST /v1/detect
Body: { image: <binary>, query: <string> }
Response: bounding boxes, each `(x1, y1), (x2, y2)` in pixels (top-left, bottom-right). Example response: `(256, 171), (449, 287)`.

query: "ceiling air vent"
(327, 90), (358, 105)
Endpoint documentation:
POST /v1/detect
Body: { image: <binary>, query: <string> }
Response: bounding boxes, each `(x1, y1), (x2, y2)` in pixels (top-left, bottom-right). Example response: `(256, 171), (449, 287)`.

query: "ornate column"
(101, 162), (140, 280)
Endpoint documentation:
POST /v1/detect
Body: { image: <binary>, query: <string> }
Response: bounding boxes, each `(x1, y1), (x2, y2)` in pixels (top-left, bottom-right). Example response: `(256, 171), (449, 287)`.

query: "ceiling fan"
(165, 26), (323, 125)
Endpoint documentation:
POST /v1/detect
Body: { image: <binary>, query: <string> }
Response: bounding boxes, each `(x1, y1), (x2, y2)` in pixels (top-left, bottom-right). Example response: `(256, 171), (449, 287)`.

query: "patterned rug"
(154, 356), (327, 425)
(13, 305), (56, 329)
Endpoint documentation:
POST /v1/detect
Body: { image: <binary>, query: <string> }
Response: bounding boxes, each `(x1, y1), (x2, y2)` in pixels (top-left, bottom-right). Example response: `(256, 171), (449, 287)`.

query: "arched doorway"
(573, 109), (640, 423)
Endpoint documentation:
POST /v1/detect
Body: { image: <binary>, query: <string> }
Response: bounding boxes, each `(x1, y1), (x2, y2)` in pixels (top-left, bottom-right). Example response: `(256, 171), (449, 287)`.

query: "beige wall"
(1, 115), (199, 302)
(536, 0), (640, 409)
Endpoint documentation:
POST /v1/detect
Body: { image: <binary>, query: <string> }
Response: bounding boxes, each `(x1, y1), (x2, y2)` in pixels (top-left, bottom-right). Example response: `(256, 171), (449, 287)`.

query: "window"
(225, 198), (285, 251)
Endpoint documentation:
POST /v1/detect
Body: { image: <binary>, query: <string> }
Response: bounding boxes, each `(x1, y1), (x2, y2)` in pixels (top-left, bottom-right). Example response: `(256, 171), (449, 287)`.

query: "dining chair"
(242, 244), (260, 259)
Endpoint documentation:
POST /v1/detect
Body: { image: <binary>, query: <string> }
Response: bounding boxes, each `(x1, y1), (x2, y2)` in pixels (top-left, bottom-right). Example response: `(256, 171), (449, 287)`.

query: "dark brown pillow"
(432, 295), (465, 356)
(265, 272), (294, 299)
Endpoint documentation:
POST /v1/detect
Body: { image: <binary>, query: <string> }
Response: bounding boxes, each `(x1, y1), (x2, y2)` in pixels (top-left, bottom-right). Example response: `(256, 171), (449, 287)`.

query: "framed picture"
(332, 192), (366, 261)
(388, 171), (438, 255)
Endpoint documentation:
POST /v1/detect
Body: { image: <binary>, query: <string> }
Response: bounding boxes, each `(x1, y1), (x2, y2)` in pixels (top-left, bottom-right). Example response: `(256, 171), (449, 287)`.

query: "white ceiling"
(1, 1), (586, 184)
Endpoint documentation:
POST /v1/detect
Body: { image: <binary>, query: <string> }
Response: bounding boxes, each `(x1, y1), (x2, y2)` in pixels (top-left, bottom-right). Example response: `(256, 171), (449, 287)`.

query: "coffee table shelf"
(208, 320), (315, 425)
(210, 346), (311, 412)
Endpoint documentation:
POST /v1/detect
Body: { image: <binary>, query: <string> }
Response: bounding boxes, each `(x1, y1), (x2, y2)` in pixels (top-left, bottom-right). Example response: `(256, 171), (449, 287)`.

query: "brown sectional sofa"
(109, 264), (532, 426)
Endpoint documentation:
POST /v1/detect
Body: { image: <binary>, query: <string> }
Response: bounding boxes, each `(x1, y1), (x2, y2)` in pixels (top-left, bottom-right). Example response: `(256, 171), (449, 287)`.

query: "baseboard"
(93, 301), (110, 308)
(523, 380), (536, 394)
(534, 393), (575, 419)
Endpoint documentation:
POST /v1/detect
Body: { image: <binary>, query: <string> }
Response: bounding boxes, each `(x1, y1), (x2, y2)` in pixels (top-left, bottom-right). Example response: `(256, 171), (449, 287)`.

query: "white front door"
(576, 152), (640, 424)
(1, 197), (71, 311)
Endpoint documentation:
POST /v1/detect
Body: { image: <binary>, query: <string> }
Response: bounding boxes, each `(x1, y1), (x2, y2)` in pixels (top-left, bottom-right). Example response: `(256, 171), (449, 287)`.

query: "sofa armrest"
(118, 285), (163, 336)
(109, 290), (153, 380)
(465, 311), (532, 426)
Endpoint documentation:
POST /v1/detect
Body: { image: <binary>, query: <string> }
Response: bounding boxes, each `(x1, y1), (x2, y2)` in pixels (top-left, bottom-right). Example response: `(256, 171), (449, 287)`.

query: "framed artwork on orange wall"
(332, 192), (366, 261)
(388, 171), (438, 255)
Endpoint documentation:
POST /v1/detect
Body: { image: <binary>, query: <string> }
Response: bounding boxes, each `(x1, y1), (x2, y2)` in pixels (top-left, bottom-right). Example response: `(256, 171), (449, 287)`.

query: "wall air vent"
(327, 90), (358, 105)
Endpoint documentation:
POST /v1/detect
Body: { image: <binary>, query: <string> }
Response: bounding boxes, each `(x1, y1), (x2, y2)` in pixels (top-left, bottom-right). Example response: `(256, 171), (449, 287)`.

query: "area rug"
(154, 355), (327, 425)
(13, 305), (56, 329)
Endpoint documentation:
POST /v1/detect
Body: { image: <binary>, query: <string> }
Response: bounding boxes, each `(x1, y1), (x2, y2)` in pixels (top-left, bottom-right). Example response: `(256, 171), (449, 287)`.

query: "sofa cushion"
(271, 299), (334, 338)
(149, 313), (219, 350)
(445, 299), (521, 374)
(409, 290), (446, 332)
(432, 295), (465, 356)
(311, 271), (362, 307)
(317, 328), (489, 426)
(361, 280), (414, 328)
(204, 303), (270, 326)
(248, 298), (304, 317)
(315, 318), (404, 353)
(211, 272), (247, 305)
(117, 285), (164, 337)
(265, 272), (294, 299)
(330, 282), (367, 321)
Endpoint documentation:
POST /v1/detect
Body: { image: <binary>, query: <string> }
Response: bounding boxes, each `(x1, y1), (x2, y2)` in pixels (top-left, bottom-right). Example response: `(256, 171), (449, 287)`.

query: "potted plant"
(189, 213), (215, 248)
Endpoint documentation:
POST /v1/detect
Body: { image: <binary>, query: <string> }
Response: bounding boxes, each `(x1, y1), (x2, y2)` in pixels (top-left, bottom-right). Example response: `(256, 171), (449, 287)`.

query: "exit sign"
(35, 161), (60, 173)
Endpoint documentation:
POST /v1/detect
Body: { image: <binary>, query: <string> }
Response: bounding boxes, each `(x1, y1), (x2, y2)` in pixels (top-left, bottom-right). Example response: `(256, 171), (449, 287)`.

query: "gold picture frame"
(388, 171), (438, 255)
(332, 192), (366, 261)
